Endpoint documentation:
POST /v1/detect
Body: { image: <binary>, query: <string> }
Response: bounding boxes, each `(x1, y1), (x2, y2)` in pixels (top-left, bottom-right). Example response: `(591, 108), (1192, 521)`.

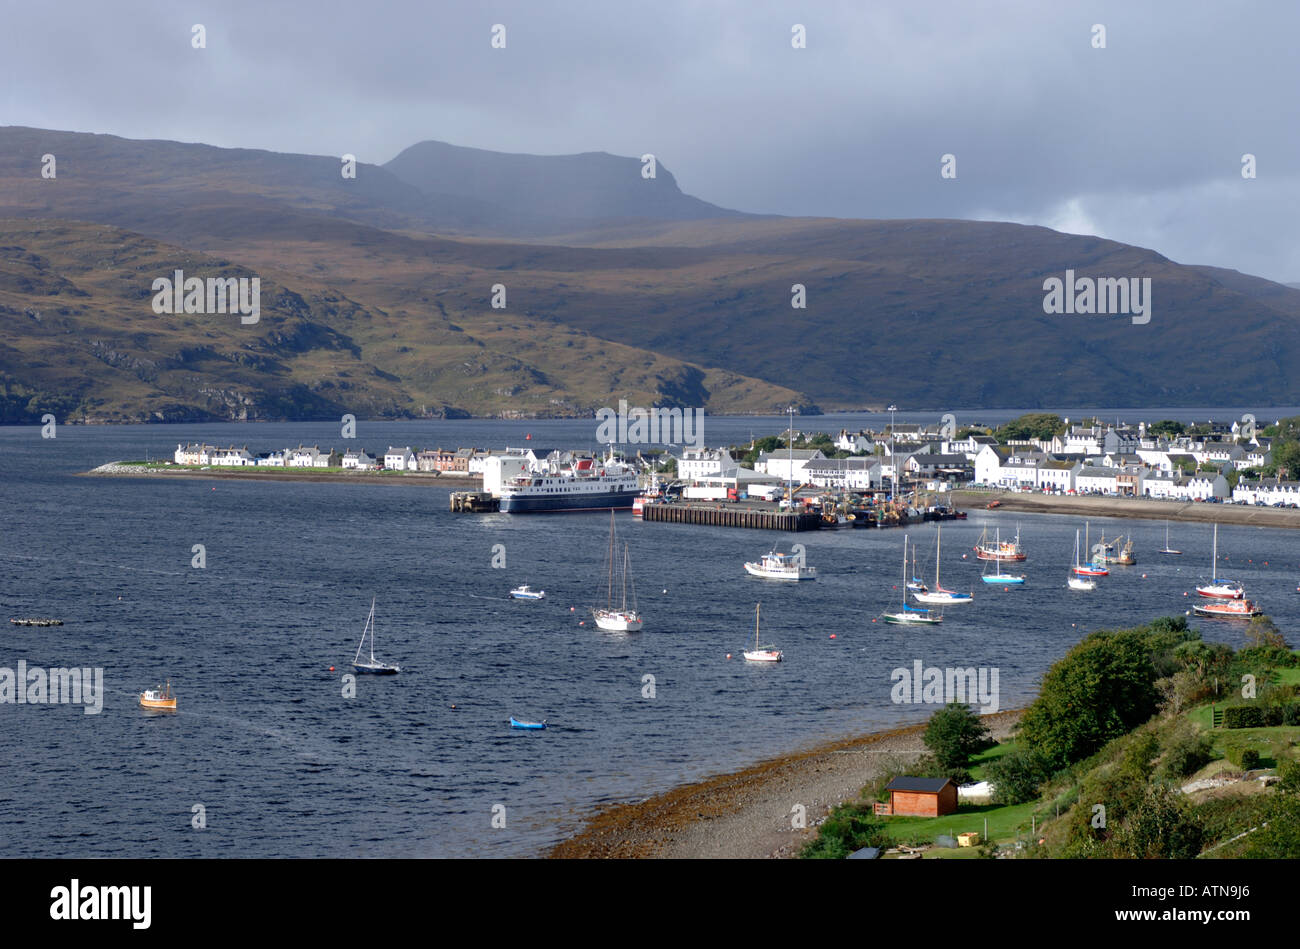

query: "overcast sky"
(5, 0), (1298, 282)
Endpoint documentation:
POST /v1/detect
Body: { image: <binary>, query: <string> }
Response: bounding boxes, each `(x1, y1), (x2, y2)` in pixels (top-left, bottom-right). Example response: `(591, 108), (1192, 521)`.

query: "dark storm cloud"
(4, 0), (1297, 280)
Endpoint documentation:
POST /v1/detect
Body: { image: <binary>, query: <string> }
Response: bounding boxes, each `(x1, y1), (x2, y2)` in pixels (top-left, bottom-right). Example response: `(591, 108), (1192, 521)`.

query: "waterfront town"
(165, 415), (1300, 509)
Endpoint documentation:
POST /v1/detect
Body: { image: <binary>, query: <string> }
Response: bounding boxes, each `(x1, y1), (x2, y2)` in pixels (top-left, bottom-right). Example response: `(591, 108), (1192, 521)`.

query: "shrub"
(1242, 794), (1300, 858)
(1222, 705), (1265, 729)
(1224, 745), (1261, 770)
(923, 702), (992, 771)
(1157, 723), (1214, 781)
(1283, 703), (1300, 726)
(1277, 757), (1300, 795)
(986, 748), (1054, 805)
(799, 802), (890, 859)
(1117, 785), (1205, 859)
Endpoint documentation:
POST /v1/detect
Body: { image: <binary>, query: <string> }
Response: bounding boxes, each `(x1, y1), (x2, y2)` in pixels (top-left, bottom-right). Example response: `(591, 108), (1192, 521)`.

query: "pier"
(449, 491), (500, 513)
(642, 501), (822, 531)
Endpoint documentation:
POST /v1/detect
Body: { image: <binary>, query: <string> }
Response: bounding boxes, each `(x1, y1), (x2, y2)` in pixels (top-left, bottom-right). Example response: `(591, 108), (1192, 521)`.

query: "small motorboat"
(139, 680), (177, 711)
(509, 717), (548, 729)
(743, 548), (816, 581)
(509, 585), (546, 600)
(1193, 598), (1262, 618)
(1067, 575), (1097, 591)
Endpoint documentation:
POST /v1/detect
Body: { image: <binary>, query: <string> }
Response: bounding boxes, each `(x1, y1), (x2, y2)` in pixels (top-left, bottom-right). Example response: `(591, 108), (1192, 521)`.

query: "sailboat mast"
(935, 526), (942, 587)
(755, 602), (761, 649)
(606, 510), (615, 609)
(621, 543), (629, 610)
(1212, 523), (1217, 582)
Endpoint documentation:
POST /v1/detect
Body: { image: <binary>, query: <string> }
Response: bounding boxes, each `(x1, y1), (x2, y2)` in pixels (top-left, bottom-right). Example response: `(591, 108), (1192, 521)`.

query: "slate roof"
(885, 776), (956, 793)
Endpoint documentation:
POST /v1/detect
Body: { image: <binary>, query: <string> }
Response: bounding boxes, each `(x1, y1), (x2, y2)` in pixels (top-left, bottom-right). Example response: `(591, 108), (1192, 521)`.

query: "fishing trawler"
(139, 680), (177, 710)
(744, 548), (817, 581)
(1194, 597), (1261, 618)
(974, 527), (1026, 562)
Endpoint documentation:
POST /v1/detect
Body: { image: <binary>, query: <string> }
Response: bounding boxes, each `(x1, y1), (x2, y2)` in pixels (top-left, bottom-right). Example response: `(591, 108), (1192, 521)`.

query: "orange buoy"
(328, 666), (335, 672)
(726, 653), (732, 659)
(829, 634), (836, 639)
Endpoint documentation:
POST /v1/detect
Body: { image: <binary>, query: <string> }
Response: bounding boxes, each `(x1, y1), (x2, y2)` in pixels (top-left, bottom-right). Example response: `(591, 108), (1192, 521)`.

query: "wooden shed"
(883, 776), (959, 817)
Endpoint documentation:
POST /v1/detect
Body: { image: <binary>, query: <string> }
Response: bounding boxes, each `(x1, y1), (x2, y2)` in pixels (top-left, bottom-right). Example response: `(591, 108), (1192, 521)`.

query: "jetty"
(449, 491), (500, 513)
(642, 500), (822, 531)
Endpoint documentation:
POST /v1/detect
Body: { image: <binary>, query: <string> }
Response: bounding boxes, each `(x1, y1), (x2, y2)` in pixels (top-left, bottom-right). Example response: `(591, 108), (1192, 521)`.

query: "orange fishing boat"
(139, 680), (177, 710)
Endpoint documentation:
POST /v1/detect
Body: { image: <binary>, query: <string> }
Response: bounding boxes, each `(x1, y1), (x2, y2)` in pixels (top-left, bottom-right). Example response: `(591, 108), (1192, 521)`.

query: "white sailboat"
(1068, 530), (1096, 591)
(1196, 523), (1244, 599)
(883, 535), (943, 624)
(592, 510), (643, 631)
(352, 597), (400, 674)
(912, 525), (973, 604)
(1159, 520), (1182, 555)
(742, 602), (782, 662)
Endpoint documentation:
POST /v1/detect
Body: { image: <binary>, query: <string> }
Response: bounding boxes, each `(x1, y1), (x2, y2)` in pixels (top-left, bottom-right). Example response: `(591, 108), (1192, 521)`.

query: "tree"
(1244, 615), (1290, 651)
(923, 702), (992, 771)
(985, 748), (1053, 805)
(993, 413), (1067, 444)
(1148, 420), (1186, 437)
(1274, 441), (1300, 479)
(1018, 629), (1164, 769)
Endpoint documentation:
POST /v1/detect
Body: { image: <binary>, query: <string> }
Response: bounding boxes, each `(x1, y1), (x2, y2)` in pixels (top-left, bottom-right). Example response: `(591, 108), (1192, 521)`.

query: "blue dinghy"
(509, 717), (548, 729)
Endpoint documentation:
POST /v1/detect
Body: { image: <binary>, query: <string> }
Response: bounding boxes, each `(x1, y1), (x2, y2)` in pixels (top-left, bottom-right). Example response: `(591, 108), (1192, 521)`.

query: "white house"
(209, 446), (254, 467)
(287, 445), (324, 468)
(679, 448), (738, 482)
(174, 443), (215, 465)
(804, 457), (883, 491)
(384, 446), (416, 471)
(256, 450), (287, 468)
(342, 450), (377, 470)
(1076, 466), (1121, 494)
(1234, 479), (1300, 505)
(756, 448), (824, 483)
(682, 467), (780, 501)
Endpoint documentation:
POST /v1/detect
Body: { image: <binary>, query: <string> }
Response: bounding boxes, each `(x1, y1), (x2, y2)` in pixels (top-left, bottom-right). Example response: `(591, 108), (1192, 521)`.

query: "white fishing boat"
(912, 525), (972, 604)
(883, 535), (943, 625)
(1068, 530), (1096, 590)
(744, 547), (817, 581)
(1196, 524), (1244, 599)
(352, 598), (400, 674)
(509, 585), (546, 600)
(592, 511), (643, 631)
(742, 602), (782, 662)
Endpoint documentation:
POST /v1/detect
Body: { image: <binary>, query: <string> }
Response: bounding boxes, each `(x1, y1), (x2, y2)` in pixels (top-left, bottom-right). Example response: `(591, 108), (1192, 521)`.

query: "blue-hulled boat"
(509, 717), (547, 729)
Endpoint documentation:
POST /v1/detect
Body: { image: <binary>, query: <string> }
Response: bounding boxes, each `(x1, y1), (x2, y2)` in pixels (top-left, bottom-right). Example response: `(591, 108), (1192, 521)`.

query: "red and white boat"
(974, 527), (1026, 562)
(1193, 598), (1261, 618)
(1195, 524), (1244, 599)
(1073, 522), (1108, 576)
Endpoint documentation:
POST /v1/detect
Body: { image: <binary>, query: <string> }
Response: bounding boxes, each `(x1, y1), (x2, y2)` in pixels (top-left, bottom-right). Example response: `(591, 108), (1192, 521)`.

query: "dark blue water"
(3, 417), (1299, 857)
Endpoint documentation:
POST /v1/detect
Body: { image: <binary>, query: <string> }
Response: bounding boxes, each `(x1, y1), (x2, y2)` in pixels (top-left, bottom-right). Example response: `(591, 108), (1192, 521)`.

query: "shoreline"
(549, 709), (1022, 859)
(82, 462), (483, 488)
(953, 490), (1300, 530)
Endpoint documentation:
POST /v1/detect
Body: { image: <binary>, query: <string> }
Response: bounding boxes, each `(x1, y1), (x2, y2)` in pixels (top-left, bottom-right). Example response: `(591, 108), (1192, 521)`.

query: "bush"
(1277, 757), (1300, 795)
(923, 703), (992, 771)
(1283, 703), (1300, 726)
(986, 748), (1054, 805)
(1157, 723), (1214, 781)
(1117, 785), (1204, 859)
(1222, 705), (1265, 729)
(1224, 745), (1261, 770)
(799, 802), (890, 859)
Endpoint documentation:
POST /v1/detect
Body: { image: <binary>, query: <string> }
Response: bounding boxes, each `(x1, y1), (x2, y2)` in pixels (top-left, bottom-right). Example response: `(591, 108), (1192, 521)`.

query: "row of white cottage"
(174, 443), (484, 471)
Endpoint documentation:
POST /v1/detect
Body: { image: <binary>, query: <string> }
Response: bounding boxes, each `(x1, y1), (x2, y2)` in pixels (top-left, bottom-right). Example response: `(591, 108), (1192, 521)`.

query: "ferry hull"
(500, 490), (640, 513)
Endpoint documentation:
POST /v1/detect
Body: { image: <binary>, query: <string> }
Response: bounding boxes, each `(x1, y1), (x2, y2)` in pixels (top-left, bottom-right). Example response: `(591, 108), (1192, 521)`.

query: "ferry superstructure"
(499, 455), (640, 513)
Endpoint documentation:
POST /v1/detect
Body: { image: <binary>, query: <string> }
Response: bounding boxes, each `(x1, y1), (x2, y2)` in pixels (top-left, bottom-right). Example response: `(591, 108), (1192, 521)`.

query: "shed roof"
(885, 776), (956, 794)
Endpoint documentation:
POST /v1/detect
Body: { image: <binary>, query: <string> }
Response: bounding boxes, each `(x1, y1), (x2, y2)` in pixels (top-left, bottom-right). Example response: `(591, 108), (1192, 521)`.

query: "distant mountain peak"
(383, 139), (748, 227)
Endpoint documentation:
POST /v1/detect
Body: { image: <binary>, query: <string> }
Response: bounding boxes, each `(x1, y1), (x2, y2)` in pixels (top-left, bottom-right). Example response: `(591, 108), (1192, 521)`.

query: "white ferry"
(499, 455), (640, 513)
